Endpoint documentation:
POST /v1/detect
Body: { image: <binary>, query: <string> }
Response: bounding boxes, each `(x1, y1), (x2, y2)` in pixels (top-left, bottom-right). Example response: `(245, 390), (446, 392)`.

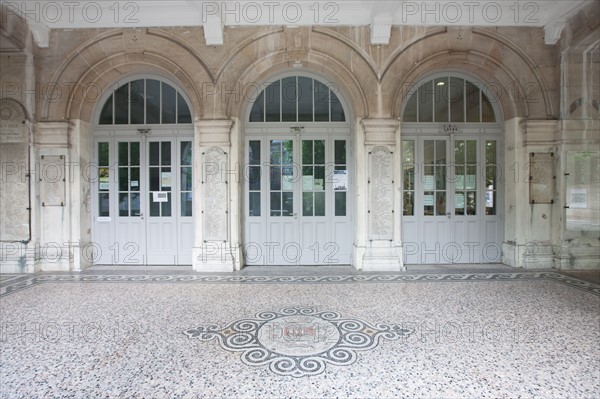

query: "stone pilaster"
(193, 119), (240, 272)
(503, 119), (559, 269)
(34, 121), (71, 271)
(357, 119), (404, 272)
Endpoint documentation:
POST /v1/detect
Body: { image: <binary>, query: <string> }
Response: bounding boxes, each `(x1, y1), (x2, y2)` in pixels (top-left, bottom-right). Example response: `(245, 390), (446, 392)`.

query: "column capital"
(519, 119), (560, 146)
(35, 121), (70, 146)
(195, 119), (234, 147)
(361, 118), (399, 145)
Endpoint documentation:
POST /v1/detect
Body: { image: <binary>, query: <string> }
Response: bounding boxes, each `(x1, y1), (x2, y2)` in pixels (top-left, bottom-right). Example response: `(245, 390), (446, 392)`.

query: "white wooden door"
(402, 135), (503, 264)
(92, 132), (193, 265)
(244, 131), (352, 265)
(420, 138), (454, 263)
(114, 138), (146, 264)
(266, 138), (300, 265)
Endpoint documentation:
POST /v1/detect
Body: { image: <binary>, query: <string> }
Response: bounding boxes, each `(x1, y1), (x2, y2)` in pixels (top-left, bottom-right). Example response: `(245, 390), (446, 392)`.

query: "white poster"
(161, 172), (172, 189)
(153, 192), (168, 202)
(570, 189), (587, 209)
(333, 170), (348, 191)
(423, 175), (435, 190)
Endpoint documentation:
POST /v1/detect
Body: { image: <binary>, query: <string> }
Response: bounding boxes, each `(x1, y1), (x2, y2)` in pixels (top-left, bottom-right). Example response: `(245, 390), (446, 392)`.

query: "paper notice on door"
(314, 178), (324, 190)
(283, 175), (294, 191)
(161, 172), (172, 189)
(333, 170), (348, 191)
(99, 168), (109, 190)
(423, 175), (435, 190)
(153, 192), (168, 202)
(302, 175), (313, 191)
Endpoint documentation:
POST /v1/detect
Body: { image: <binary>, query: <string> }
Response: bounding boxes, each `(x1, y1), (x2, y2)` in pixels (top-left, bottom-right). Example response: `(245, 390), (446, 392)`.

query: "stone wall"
(1, 1), (598, 271)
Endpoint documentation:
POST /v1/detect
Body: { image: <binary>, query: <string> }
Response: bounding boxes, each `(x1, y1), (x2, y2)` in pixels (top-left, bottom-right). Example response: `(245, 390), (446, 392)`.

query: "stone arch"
(201, 27), (377, 120)
(42, 29), (213, 122)
(62, 54), (203, 123)
(384, 27), (556, 121)
(222, 52), (369, 121)
(397, 71), (504, 124)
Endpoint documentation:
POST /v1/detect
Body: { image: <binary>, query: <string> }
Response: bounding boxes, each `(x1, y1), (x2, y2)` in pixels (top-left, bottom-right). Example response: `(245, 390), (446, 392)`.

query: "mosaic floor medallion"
(184, 306), (413, 377)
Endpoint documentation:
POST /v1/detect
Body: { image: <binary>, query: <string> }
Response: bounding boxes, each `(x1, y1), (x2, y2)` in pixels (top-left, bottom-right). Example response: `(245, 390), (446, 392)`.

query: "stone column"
(358, 119), (404, 272)
(193, 119), (241, 272)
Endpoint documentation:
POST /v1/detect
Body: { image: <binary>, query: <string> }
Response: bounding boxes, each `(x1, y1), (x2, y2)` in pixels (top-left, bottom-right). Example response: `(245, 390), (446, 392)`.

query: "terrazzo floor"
(1, 267), (599, 398)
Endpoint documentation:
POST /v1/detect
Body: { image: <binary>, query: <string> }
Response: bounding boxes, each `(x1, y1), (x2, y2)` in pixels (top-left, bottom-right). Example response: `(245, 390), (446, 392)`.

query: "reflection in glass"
(450, 77), (465, 122)
(181, 192), (193, 217)
(161, 193), (172, 217)
(270, 192), (281, 216)
(403, 192), (414, 216)
(146, 79), (161, 124)
(99, 193), (110, 217)
(115, 83), (129, 124)
(266, 80), (281, 122)
(434, 77), (448, 122)
(249, 91), (264, 122)
(119, 193), (129, 216)
(130, 193), (140, 216)
(177, 93), (192, 124)
(130, 79), (145, 124)
(298, 77), (313, 122)
(161, 83), (176, 124)
(282, 77), (297, 122)
(335, 192), (347, 216)
(99, 94), (113, 125)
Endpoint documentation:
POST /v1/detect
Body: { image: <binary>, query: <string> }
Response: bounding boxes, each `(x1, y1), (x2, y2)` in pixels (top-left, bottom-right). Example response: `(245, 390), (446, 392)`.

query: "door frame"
(243, 124), (354, 265)
(91, 126), (194, 265)
(401, 123), (504, 264)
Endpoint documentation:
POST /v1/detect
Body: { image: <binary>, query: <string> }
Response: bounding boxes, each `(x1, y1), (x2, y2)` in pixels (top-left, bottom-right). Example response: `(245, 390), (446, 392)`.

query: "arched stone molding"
(209, 27), (375, 120)
(62, 54), (202, 123)
(223, 52), (368, 121)
(41, 29), (212, 122)
(384, 27), (556, 121)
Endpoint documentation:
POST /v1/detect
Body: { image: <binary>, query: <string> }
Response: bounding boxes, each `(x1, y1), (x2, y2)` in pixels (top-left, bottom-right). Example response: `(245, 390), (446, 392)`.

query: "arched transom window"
(99, 79), (192, 125)
(249, 76), (346, 123)
(403, 76), (496, 123)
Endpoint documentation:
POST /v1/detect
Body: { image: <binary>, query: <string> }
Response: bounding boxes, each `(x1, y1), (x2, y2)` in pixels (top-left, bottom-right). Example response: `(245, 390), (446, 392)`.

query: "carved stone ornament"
(369, 146), (394, 239)
(202, 147), (228, 241)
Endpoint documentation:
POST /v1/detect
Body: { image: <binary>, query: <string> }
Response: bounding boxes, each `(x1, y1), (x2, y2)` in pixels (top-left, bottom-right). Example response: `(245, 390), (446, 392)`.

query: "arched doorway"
(243, 73), (353, 265)
(401, 73), (504, 264)
(91, 76), (194, 265)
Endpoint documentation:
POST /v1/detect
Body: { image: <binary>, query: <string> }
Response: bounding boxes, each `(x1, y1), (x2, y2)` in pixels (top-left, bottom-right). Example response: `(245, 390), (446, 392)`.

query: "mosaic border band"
(1, 272), (598, 297)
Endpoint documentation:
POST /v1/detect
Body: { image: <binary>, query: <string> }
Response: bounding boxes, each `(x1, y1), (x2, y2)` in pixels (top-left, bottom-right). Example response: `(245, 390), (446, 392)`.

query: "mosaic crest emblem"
(184, 306), (413, 377)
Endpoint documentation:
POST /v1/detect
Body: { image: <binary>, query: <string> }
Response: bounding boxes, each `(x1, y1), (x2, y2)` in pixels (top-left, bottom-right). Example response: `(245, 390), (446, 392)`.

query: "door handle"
(446, 212), (451, 218)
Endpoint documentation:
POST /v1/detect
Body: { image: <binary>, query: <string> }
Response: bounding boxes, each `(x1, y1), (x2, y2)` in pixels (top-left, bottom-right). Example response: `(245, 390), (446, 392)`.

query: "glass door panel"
(180, 141), (193, 217)
(270, 140), (294, 217)
(302, 139), (326, 217)
(423, 140), (447, 217)
(118, 141), (141, 217)
(148, 141), (172, 217)
(454, 139), (478, 216)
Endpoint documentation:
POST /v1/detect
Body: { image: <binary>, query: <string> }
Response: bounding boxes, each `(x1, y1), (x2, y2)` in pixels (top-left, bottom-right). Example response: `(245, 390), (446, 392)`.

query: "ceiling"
(2, 0), (593, 47)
